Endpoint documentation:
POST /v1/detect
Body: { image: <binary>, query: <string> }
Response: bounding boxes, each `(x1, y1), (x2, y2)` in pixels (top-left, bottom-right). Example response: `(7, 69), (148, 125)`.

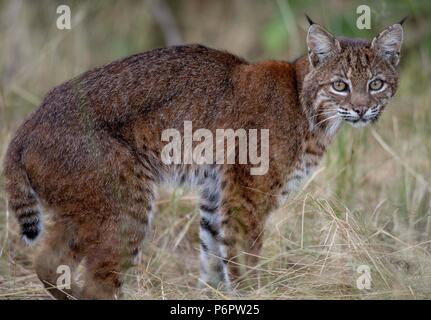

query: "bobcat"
(3, 18), (404, 299)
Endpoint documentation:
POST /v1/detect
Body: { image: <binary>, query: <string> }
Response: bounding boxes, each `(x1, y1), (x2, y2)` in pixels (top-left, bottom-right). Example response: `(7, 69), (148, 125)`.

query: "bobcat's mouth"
(337, 106), (381, 127)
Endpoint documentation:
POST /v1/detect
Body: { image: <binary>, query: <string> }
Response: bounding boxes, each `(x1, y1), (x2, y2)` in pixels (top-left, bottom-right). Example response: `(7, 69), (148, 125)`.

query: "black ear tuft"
(398, 16), (408, 25)
(305, 14), (315, 26)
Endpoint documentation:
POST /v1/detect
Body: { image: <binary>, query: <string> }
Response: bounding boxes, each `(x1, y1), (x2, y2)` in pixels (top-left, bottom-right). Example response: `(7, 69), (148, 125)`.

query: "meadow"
(0, 0), (430, 299)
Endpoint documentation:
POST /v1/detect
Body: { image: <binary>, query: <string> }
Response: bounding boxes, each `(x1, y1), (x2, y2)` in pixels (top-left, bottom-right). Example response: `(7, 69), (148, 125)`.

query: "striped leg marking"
(197, 167), (230, 290)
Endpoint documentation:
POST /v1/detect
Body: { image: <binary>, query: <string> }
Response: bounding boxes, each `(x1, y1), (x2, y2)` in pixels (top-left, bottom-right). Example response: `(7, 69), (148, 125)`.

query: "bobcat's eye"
(332, 81), (348, 92)
(369, 79), (384, 91)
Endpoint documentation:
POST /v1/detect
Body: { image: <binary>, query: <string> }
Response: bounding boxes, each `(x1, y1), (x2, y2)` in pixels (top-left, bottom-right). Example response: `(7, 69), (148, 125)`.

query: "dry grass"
(1, 0), (431, 299)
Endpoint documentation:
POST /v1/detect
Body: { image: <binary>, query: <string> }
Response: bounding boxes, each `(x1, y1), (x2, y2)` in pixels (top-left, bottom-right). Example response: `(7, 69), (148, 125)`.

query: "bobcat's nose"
(352, 106), (368, 118)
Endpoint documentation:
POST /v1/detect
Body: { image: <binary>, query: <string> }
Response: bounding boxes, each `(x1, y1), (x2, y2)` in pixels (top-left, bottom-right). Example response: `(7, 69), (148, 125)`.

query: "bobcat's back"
(40, 44), (247, 126)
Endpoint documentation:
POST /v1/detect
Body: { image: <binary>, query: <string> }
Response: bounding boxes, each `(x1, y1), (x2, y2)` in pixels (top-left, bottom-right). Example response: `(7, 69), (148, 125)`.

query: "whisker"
(316, 114), (340, 127)
(310, 109), (338, 119)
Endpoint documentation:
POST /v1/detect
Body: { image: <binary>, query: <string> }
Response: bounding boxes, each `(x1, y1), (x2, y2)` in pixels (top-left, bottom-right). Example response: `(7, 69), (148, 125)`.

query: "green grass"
(0, 0), (431, 299)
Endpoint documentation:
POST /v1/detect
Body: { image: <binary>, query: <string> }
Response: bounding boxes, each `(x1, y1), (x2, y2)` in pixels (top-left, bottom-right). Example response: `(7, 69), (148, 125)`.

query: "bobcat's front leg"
(198, 187), (263, 291)
(198, 166), (231, 290)
(220, 202), (265, 287)
(198, 167), (269, 291)
(218, 171), (269, 289)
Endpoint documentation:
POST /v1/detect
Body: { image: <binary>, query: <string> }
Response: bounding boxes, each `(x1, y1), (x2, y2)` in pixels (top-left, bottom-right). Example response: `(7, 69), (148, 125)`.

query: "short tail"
(4, 143), (43, 245)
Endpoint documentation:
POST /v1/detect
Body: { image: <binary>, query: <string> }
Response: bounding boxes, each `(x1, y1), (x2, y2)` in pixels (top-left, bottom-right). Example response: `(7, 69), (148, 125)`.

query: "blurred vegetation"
(0, 0), (430, 299)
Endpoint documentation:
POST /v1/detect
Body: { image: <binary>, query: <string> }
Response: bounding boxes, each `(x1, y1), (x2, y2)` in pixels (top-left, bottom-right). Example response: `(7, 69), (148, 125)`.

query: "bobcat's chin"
(344, 119), (372, 128)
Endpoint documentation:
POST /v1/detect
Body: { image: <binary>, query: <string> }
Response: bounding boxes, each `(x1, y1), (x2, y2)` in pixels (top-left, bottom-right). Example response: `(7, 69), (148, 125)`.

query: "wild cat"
(3, 18), (403, 299)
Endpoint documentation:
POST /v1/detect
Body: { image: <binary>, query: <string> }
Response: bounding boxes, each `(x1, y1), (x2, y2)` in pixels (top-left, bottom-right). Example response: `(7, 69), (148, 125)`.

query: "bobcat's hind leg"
(35, 219), (82, 300)
(79, 158), (156, 299)
(80, 214), (150, 299)
(81, 163), (155, 299)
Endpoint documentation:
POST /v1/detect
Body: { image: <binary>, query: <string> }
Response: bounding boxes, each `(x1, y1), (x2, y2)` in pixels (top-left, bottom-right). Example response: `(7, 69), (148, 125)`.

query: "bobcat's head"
(301, 19), (404, 133)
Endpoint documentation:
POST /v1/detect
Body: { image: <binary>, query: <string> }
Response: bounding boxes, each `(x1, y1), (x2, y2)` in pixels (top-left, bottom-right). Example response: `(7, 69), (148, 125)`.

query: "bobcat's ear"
(307, 24), (340, 67)
(371, 23), (403, 66)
